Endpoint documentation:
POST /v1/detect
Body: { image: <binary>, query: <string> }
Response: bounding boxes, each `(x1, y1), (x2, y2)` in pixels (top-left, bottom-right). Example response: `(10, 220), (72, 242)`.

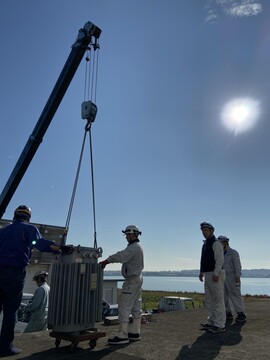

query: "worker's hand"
(60, 245), (74, 255)
(199, 272), (204, 282)
(99, 259), (109, 269)
(235, 275), (240, 283)
(212, 274), (219, 283)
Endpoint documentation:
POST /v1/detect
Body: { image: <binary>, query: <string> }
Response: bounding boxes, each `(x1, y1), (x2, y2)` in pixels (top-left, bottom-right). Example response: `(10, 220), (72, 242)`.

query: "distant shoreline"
(105, 269), (270, 279)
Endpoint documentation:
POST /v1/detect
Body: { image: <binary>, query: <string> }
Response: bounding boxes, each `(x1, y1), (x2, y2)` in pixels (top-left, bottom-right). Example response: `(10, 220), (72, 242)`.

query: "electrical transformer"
(48, 245), (103, 334)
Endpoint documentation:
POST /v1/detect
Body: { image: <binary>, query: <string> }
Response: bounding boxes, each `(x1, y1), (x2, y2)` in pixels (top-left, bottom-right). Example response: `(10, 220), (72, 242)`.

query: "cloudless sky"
(1, 0), (270, 271)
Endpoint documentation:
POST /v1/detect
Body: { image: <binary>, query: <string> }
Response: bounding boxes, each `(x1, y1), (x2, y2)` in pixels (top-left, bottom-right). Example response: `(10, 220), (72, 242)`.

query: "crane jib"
(0, 21), (101, 219)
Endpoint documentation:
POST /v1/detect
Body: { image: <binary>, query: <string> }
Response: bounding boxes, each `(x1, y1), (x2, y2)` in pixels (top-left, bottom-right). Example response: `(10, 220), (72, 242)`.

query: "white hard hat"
(33, 271), (48, 281)
(122, 225), (142, 235)
(200, 222), (215, 231)
(218, 235), (229, 242)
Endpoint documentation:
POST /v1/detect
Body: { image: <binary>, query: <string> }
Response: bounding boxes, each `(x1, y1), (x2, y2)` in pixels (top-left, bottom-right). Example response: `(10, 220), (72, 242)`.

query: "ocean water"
(105, 276), (270, 296)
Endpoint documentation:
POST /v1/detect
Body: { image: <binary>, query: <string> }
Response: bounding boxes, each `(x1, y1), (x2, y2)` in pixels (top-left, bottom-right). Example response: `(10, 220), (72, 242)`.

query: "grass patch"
(243, 294), (270, 301)
(118, 289), (270, 311)
(141, 290), (205, 311)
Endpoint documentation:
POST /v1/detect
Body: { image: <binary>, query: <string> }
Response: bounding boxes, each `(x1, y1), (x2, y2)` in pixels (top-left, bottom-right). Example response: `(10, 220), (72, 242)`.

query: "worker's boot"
(108, 322), (129, 345)
(128, 317), (141, 341)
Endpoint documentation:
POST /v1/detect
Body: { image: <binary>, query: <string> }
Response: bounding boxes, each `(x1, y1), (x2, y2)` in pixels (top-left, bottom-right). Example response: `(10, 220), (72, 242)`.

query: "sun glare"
(221, 97), (260, 135)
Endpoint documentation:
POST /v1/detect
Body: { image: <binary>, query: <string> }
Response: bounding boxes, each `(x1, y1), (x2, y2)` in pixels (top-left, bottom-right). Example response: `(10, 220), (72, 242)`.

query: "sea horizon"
(105, 268), (270, 278)
(104, 275), (270, 296)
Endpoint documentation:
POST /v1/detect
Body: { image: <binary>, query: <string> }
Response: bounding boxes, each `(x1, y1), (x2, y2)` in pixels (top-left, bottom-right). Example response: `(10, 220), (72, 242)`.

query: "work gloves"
(100, 259), (109, 268)
(60, 245), (74, 255)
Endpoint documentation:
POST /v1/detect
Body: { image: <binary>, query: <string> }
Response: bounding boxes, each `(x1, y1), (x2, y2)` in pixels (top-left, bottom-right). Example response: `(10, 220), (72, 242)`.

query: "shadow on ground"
(176, 321), (246, 360)
(16, 342), (143, 360)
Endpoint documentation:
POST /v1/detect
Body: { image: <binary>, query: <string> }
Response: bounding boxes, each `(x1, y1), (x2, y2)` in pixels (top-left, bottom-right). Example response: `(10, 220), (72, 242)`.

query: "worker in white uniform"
(24, 271), (50, 333)
(100, 225), (144, 345)
(217, 236), (246, 323)
(199, 222), (226, 333)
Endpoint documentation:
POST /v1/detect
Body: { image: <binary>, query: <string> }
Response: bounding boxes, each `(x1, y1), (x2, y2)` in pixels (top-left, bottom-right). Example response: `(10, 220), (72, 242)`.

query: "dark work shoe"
(208, 326), (226, 333)
(108, 336), (129, 345)
(236, 312), (246, 323)
(0, 347), (21, 357)
(200, 323), (213, 329)
(226, 312), (233, 319)
(128, 332), (141, 341)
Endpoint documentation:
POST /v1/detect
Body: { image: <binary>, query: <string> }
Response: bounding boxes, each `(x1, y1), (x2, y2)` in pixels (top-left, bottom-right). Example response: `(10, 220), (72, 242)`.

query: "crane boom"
(0, 21), (101, 219)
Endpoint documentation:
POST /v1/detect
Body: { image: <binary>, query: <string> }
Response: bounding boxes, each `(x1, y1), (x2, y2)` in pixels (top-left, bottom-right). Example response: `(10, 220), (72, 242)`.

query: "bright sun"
(221, 97), (260, 135)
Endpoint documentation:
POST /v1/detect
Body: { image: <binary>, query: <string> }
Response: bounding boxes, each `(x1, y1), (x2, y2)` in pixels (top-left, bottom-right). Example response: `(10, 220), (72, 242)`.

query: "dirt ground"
(5, 298), (270, 360)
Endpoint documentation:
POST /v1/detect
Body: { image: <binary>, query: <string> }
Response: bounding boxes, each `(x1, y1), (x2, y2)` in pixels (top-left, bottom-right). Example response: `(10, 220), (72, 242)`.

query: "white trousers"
(224, 273), (245, 314)
(118, 276), (143, 323)
(204, 271), (226, 328)
(24, 318), (47, 333)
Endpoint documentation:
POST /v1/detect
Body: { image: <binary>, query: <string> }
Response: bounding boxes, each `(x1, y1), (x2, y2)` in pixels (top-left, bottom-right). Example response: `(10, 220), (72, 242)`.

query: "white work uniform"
(24, 282), (50, 333)
(202, 240), (226, 328)
(223, 246), (245, 314)
(107, 240), (144, 323)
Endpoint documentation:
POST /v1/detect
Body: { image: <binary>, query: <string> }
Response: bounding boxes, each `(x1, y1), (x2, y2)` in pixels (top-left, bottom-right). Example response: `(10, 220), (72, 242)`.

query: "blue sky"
(0, 0), (270, 271)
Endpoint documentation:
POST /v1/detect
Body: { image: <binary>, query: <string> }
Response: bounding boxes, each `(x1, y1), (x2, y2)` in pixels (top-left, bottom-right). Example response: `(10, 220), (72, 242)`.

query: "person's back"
(0, 220), (40, 268)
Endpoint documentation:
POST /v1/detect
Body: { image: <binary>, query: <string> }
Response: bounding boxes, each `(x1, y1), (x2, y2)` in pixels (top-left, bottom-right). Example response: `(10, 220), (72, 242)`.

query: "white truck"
(158, 296), (194, 312)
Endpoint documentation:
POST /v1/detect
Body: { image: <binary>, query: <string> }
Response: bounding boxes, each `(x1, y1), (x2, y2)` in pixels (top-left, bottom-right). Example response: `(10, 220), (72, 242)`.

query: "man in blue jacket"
(0, 205), (73, 356)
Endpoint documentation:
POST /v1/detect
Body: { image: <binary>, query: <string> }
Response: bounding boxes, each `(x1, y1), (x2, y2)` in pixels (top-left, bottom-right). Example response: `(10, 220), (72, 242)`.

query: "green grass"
(141, 290), (270, 311)
(141, 290), (205, 311)
(118, 289), (270, 312)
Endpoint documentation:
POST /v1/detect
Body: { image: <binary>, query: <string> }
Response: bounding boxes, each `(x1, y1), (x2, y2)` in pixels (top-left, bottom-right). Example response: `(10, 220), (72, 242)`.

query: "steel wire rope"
(88, 124), (97, 248)
(83, 49), (90, 102)
(63, 44), (100, 247)
(87, 45), (100, 248)
(63, 130), (88, 245)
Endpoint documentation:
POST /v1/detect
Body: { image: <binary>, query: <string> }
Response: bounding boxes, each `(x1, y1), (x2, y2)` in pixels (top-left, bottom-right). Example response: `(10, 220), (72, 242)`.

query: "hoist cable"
(90, 52), (95, 101)
(64, 44), (100, 247)
(64, 129), (88, 242)
(88, 125), (97, 248)
(84, 43), (99, 248)
(93, 49), (99, 103)
(84, 47), (99, 103)
(90, 51), (97, 102)
(83, 49), (90, 102)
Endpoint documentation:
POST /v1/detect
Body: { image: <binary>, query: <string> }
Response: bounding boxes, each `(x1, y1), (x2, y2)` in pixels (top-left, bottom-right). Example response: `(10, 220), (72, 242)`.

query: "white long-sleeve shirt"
(25, 283), (50, 320)
(107, 241), (144, 279)
(213, 240), (225, 276)
(224, 246), (242, 276)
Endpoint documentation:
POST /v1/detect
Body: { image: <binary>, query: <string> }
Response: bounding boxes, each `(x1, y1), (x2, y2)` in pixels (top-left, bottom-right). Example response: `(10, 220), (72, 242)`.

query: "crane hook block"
(81, 101), (98, 123)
